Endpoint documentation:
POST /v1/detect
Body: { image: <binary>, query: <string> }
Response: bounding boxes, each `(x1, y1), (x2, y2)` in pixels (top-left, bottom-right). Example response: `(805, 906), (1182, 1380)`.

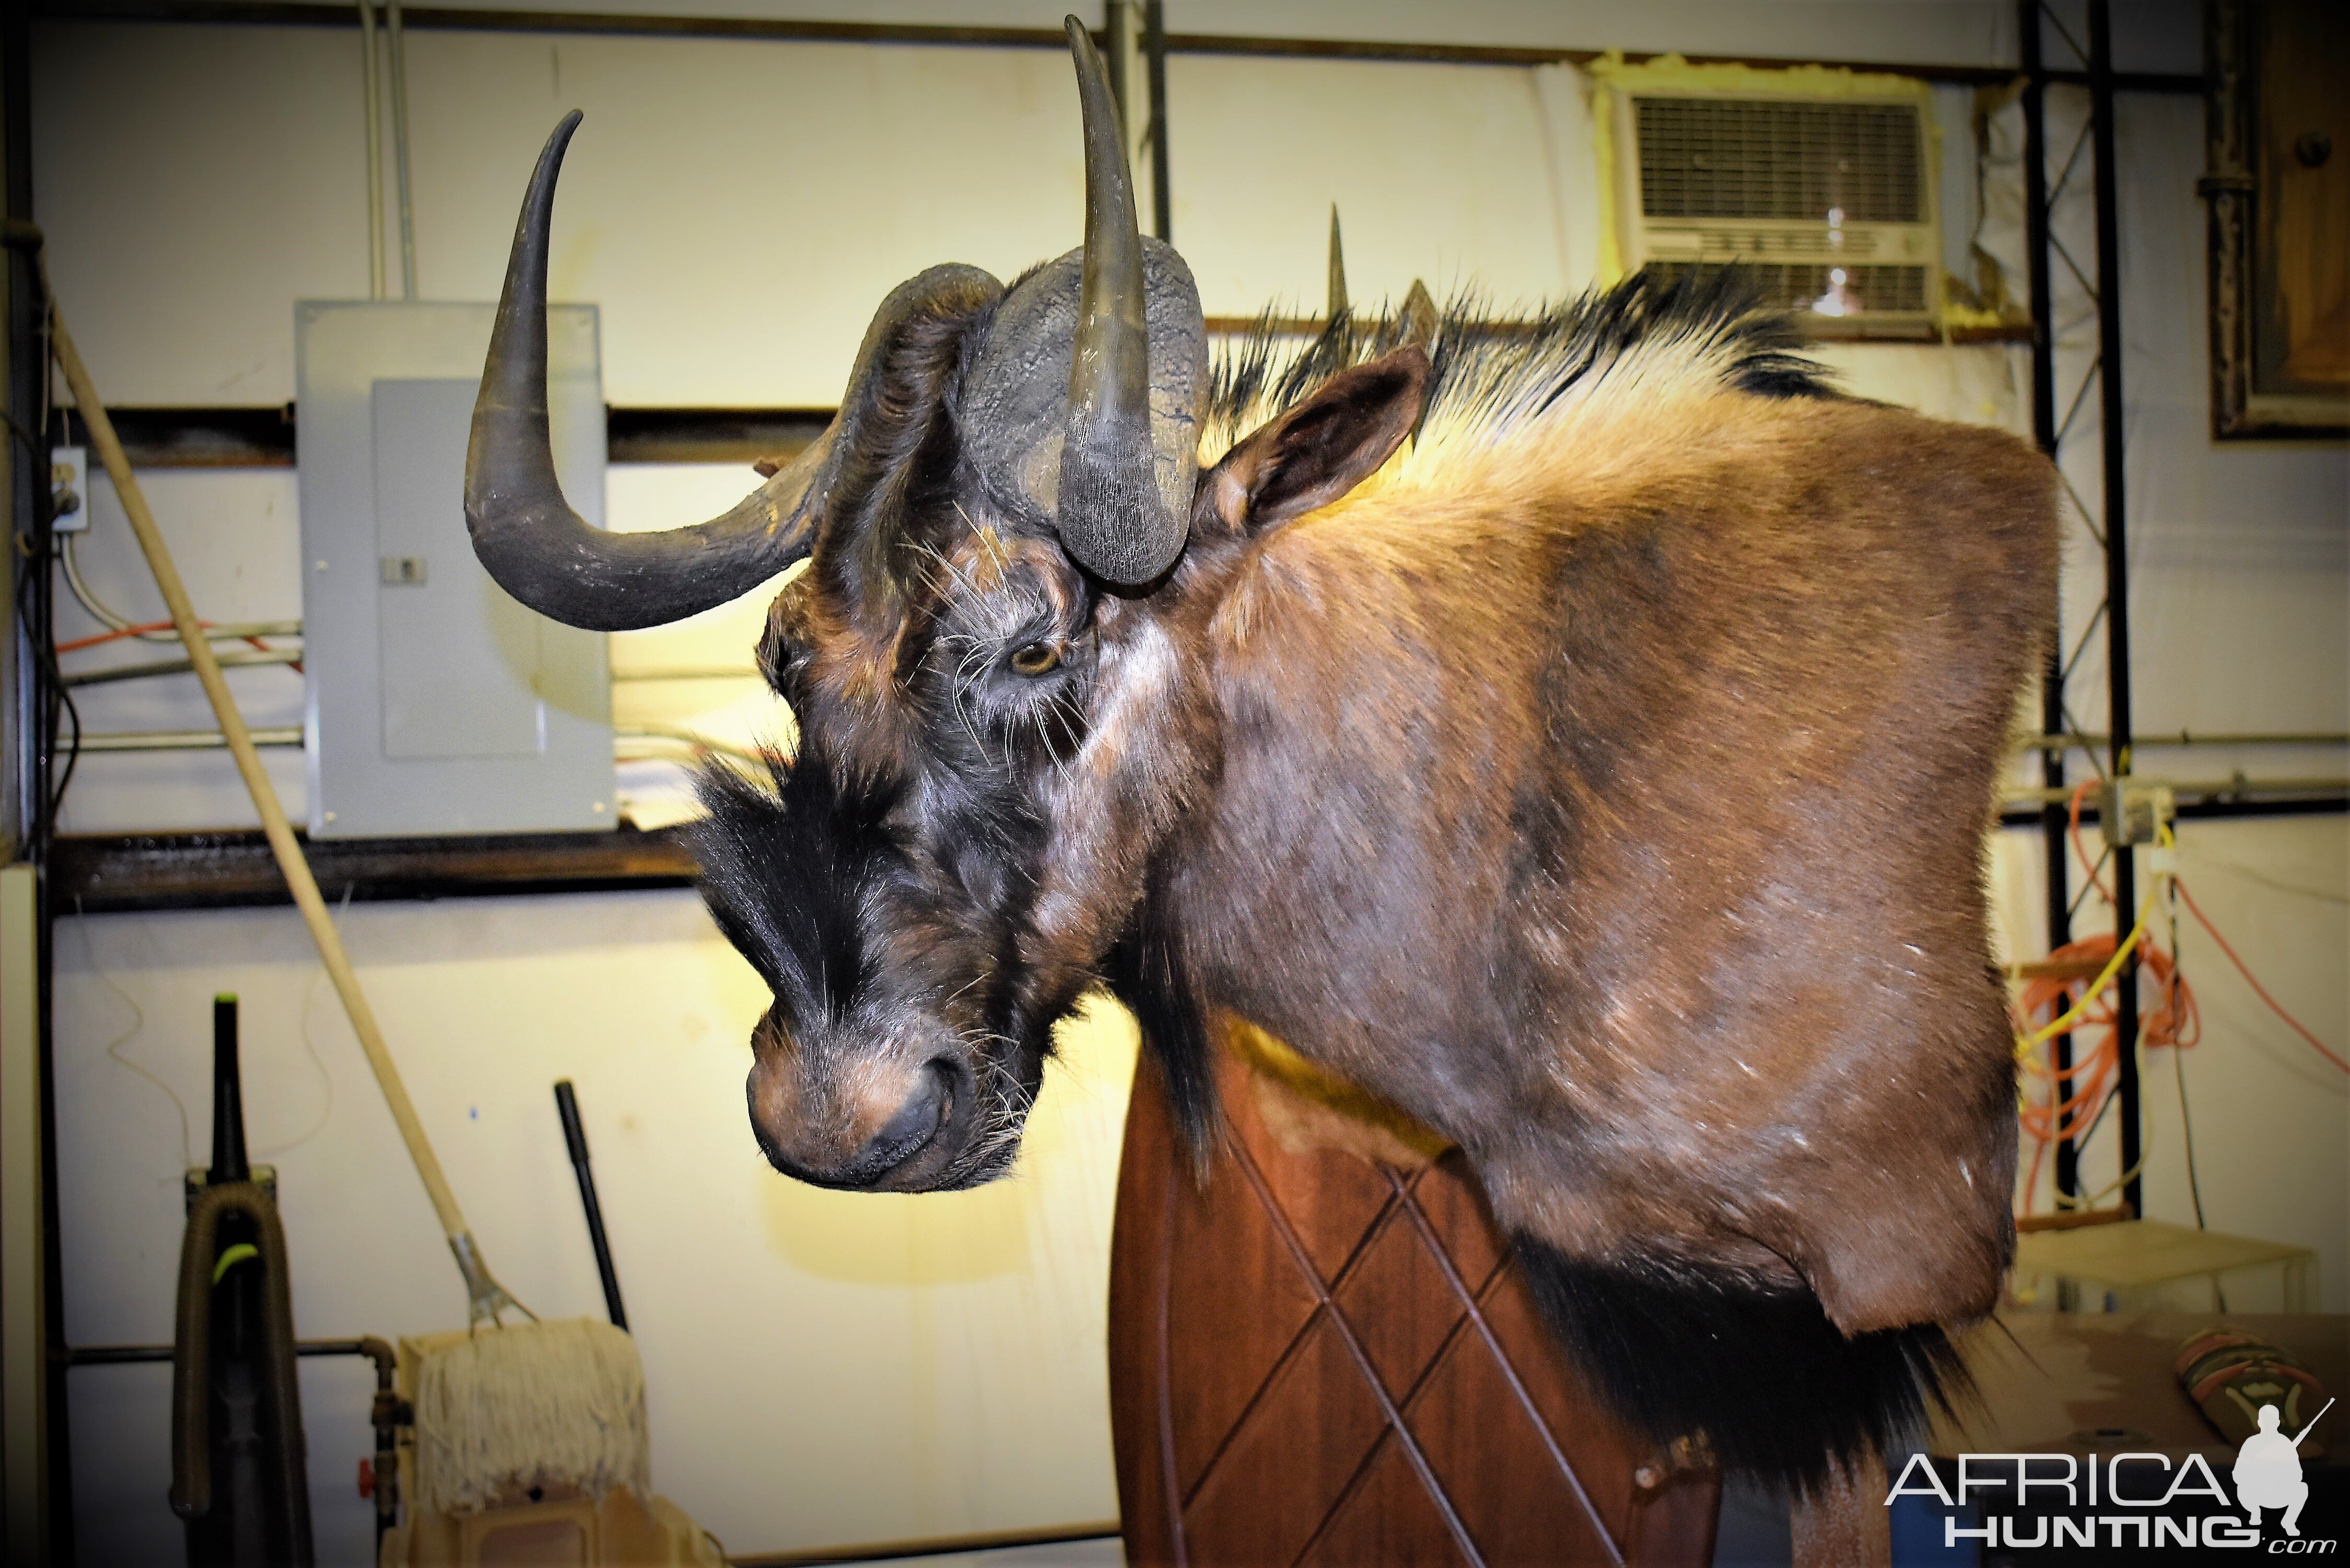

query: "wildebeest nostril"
(850, 1065), (950, 1181)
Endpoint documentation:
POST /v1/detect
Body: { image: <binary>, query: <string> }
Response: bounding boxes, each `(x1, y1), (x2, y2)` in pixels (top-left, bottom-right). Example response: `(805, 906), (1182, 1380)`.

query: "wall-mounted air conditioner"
(1612, 88), (1941, 331)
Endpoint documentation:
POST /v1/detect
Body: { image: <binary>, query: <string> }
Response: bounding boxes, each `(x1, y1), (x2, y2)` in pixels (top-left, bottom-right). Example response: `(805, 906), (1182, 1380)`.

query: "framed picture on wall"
(2203, 0), (2349, 437)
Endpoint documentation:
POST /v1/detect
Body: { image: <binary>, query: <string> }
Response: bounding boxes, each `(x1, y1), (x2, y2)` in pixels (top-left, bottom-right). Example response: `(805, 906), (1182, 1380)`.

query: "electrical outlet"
(2098, 779), (2176, 848)
(49, 446), (89, 534)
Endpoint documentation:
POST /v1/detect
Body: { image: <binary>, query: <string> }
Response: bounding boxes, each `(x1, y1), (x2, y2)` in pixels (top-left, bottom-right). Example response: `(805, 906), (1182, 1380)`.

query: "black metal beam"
(51, 824), (697, 913)
(48, 790), (2344, 916)
(2087, 0), (2142, 1221)
(604, 406), (829, 467)
(2017, 0), (2079, 1207)
(28, 1), (2206, 91)
(53, 403), (294, 467)
(55, 403), (837, 469)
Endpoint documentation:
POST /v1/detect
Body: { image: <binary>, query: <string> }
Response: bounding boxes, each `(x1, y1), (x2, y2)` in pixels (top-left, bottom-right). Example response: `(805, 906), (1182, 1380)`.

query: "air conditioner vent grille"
(1645, 260), (1929, 316)
(1634, 97), (1923, 223)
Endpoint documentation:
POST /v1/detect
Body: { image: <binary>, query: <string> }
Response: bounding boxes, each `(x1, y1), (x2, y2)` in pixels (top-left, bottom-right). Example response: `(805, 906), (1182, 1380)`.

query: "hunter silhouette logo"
(1888, 1396), (2337, 1551)
(2237, 1398), (2332, 1539)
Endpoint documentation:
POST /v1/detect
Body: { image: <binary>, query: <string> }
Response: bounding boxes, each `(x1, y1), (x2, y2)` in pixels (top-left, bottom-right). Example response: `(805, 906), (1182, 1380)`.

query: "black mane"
(1207, 264), (1837, 450)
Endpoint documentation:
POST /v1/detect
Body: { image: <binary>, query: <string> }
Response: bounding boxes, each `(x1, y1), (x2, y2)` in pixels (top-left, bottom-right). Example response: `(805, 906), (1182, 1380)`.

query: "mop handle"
(50, 301), (514, 1318)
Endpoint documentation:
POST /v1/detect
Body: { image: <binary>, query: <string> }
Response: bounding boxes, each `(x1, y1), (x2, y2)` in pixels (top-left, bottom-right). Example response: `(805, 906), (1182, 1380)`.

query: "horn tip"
(540, 108), (584, 165)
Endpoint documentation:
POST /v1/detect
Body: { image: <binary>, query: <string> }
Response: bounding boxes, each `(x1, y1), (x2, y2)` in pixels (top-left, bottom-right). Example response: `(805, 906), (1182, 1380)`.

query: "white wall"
(54, 894), (1138, 1565)
(25, 6), (2348, 1563)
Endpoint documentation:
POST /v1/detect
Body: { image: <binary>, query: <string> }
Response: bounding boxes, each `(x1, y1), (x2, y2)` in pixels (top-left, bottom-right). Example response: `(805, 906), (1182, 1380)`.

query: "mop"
(34, 240), (662, 1528)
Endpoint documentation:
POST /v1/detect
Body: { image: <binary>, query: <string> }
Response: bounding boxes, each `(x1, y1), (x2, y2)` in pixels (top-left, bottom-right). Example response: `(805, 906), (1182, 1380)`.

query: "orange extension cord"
(2015, 931), (2197, 1215)
(56, 618), (281, 657)
(2014, 780), (2344, 1216)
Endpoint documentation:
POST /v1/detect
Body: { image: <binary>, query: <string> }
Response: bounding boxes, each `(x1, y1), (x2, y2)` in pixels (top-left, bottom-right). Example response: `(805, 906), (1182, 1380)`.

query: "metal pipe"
(2017, 0), (2078, 1205)
(76, 727), (303, 752)
(2088, 0), (2140, 1220)
(386, 0), (417, 299)
(357, 0), (385, 299)
(81, 724), (776, 766)
(2005, 778), (2349, 806)
(71, 1336), (388, 1365)
(63, 648), (300, 688)
(2012, 731), (2350, 752)
(354, 1335), (400, 1552)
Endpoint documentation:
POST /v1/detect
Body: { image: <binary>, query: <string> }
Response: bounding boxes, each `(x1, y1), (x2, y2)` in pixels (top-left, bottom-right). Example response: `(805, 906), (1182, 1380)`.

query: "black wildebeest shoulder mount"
(466, 15), (2059, 1493)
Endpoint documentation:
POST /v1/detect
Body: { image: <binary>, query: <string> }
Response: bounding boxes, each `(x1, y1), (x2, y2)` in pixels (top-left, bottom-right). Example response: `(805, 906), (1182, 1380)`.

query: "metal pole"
(552, 1081), (628, 1329)
(2018, 0), (2079, 1205)
(2088, 0), (2142, 1218)
(1143, 0), (1170, 244)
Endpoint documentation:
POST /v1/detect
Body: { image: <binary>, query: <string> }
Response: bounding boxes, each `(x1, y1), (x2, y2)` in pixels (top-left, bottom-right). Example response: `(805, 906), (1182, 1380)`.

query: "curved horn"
(1056, 16), (1185, 585)
(466, 111), (822, 632)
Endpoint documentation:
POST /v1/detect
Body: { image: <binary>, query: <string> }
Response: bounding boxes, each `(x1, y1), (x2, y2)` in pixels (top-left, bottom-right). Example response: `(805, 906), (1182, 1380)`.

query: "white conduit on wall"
(387, 0), (417, 299)
(357, 0), (385, 299)
(355, 0), (415, 298)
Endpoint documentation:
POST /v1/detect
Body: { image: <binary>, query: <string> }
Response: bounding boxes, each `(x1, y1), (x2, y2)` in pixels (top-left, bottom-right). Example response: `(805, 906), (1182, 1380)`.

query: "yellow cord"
(2057, 1152), (2147, 1210)
(2014, 820), (2176, 1057)
(2016, 822), (2178, 1213)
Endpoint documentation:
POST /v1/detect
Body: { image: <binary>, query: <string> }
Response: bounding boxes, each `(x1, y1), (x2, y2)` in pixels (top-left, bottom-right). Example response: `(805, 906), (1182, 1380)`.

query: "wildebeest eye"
(1009, 641), (1061, 677)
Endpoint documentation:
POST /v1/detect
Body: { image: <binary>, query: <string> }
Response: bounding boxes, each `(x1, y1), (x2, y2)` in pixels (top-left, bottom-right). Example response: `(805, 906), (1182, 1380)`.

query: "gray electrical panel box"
(296, 301), (614, 838)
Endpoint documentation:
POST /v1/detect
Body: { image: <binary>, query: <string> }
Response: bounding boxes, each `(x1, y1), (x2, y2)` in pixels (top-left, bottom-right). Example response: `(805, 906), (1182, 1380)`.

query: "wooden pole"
(49, 303), (523, 1325)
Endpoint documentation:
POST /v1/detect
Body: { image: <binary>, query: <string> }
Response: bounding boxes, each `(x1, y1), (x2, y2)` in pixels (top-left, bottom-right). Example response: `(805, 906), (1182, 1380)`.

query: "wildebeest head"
(465, 19), (1430, 1191)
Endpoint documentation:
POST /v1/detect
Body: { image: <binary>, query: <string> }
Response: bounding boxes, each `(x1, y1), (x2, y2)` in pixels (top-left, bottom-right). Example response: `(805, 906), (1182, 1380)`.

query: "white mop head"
(409, 1317), (652, 1515)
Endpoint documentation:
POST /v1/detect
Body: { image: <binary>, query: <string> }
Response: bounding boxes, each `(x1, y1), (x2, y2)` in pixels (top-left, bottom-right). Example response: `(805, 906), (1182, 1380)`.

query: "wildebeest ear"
(1199, 347), (1429, 535)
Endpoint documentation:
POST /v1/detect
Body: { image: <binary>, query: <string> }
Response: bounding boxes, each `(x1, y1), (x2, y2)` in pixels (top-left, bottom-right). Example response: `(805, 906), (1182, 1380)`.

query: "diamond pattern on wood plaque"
(1109, 1047), (1720, 1567)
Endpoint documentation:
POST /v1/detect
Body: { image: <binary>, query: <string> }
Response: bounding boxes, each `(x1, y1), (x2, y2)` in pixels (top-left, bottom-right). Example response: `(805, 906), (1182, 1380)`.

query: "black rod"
(1144, 0), (1170, 244)
(2017, 0), (2078, 1205)
(2088, 0), (2141, 1218)
(208, 993), (250, 1184)
(554, 1079), (627, 1329)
